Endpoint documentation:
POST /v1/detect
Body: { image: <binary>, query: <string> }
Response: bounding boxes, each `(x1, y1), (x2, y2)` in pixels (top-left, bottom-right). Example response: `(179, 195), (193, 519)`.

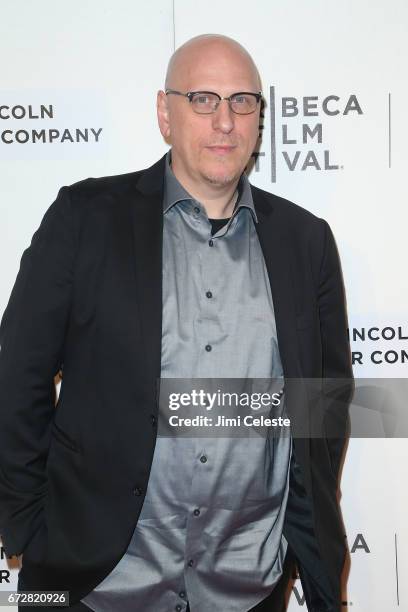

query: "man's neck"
(171, 161), (240, 219)
(200, 187), (239, 219)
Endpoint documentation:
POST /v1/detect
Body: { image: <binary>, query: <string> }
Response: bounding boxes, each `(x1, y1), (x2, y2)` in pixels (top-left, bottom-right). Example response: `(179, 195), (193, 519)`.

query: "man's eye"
(233, 96), (246, 104)
(196, 95), (210, 104)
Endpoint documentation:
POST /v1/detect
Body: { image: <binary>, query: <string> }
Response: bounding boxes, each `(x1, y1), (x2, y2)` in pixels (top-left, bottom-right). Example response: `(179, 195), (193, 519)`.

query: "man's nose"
(211, 99), (235, 133)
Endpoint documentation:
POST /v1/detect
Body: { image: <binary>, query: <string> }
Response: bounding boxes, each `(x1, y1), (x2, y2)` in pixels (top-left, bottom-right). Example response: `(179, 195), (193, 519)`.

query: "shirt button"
(208, 239), (214, 247)
(179, 591), (186, 599)
(205, 344), (212, 352)
(200, 455), (207, 463)
(150, 414), (157, 426)
(206, 291), (213, 298)
(132, 486), (143, 496)
(194, 206), (200, 214)
(175, 606), (182, 612)
(187, 559), (194, 567)
(193, 508), (200, 516)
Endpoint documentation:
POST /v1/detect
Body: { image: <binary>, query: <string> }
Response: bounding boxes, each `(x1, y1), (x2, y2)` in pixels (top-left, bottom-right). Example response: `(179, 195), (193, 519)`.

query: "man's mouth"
(206, 145), (237, 155)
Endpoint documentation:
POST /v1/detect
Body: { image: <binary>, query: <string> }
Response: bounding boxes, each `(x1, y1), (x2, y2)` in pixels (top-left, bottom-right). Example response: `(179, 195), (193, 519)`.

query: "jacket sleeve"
(0, 187), (77, 556)
(317, 219), (353, 481)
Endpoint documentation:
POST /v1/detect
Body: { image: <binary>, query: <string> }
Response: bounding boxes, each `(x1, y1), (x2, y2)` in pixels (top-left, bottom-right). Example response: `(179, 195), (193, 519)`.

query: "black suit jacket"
(0, 154), (352, 610)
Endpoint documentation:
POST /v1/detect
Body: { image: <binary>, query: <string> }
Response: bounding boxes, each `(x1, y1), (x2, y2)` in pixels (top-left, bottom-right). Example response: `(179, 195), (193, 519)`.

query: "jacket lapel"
(130, 155), (166, 393)
(252, 187), (302, 379)
(252, 186), (311, 489)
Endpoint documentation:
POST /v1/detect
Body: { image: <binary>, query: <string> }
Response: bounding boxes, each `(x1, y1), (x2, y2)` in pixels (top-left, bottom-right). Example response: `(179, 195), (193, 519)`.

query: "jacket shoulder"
(251, 184), (323, 228)
(65, 169), (144, 200)
(60, 154), (166, 211)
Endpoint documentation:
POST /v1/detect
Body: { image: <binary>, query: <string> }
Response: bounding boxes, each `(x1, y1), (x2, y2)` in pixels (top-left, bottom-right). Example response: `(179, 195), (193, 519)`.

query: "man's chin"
(201, 167), (241, 187)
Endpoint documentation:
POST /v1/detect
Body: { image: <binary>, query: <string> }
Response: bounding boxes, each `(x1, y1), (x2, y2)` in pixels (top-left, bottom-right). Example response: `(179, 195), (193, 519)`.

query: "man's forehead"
(181, 57), (257, 87)
(165, 35), (260, 90)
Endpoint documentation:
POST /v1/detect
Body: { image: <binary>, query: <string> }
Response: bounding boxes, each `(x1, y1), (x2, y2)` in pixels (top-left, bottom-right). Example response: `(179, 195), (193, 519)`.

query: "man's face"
(157, 42), (261, 189)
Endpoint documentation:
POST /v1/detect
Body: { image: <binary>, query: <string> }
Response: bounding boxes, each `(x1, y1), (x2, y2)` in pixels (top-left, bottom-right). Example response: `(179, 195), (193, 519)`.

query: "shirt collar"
(163, 150), (258, 223)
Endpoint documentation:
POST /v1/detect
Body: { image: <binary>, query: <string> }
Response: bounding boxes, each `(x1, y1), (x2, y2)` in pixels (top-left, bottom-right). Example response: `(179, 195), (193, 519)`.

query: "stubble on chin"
(200, 161), (243, 187)
(202, 171), (241, 186)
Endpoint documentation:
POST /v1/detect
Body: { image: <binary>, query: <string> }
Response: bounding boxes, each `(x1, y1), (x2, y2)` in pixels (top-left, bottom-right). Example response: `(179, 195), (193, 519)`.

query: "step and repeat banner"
(1, 1), (407, 610)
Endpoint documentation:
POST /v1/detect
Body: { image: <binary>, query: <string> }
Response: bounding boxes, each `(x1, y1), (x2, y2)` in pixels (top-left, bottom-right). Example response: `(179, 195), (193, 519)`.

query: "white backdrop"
(1, 1), (407, 610)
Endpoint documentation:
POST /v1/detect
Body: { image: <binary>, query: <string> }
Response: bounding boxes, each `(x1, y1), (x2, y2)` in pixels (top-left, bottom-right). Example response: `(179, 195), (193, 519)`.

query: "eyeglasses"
(165, 89), (262, 115)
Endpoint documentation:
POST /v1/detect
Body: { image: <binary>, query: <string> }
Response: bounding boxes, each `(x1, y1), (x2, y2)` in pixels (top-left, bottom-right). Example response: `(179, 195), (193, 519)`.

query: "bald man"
(0, 34), (352, 612)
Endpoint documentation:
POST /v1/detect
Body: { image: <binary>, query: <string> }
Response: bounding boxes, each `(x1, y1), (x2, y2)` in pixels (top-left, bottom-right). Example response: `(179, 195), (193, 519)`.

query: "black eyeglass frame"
(165, 89), (263, 115)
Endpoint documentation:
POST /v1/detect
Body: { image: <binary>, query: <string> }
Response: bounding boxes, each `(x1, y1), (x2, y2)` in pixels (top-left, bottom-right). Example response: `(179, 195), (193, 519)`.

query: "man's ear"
(157, 90), (171, 143)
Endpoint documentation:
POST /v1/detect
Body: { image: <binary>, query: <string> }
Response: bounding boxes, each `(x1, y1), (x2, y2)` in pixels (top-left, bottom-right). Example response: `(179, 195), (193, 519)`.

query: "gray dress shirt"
(82, 153), (292, 612)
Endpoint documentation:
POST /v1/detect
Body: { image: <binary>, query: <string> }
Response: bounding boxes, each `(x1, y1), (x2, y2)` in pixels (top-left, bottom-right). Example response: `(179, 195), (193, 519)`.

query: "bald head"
(165, 34), (261, 92)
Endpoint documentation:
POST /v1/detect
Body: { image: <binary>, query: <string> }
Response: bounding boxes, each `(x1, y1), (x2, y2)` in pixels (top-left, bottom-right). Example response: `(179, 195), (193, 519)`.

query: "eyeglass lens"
(191, 93), (258, 114)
